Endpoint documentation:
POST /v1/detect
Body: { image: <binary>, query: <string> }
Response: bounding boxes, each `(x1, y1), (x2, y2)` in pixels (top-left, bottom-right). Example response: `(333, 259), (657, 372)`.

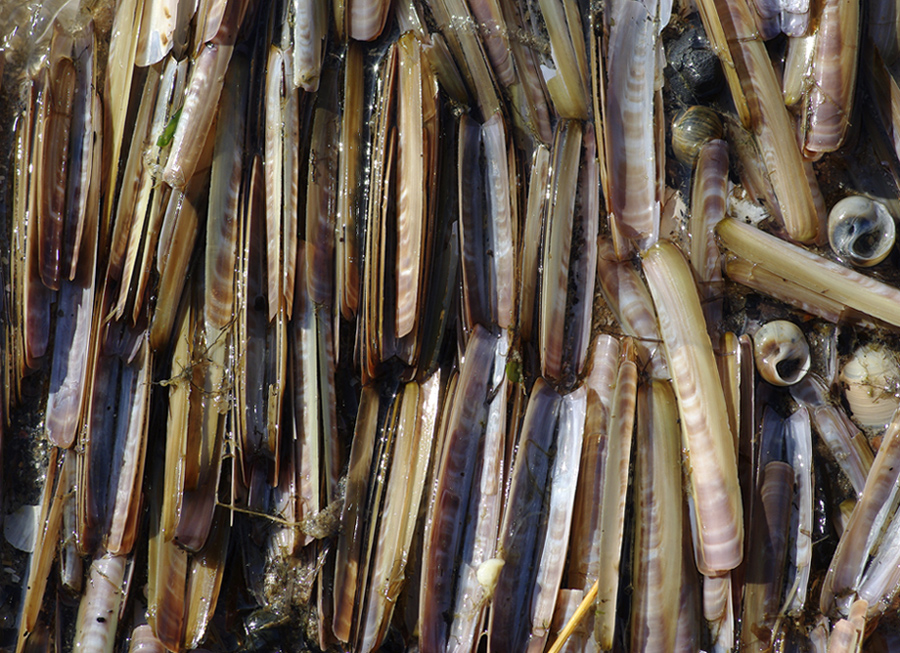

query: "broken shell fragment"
(753, 320), (811, 386)
(828, 196), (896, 267)
(840, 344), (900, 429)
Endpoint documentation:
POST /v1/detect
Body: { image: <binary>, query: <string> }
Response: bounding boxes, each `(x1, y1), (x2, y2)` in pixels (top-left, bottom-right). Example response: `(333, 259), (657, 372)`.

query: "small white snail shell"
(827, 196), (896, 267)
(753, 320), (811, 386)
(839, 344), (900, 429)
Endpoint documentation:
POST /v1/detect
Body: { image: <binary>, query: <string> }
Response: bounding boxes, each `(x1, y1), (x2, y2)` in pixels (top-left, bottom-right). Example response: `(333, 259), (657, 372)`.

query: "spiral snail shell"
(753, 320), (811, 387)
(671, 106), (723, 167)
(827, 196), (896, 268)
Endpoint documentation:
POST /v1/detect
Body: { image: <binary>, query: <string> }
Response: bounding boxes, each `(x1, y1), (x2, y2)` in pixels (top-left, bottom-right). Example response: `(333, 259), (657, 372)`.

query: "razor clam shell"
(699, 0), (821, 242)
(549, 589), (592, 653)
(195, 0), (225, 46)
(162, 294), (191, 542)
(73, 553), (128, 653)
(150, 179), (202, 351)
(857, 499), (900, 619)
(472, 0), (553, 144)
(44, 275), (94, 448)
(282, 57), (302, 321)
(445, 335), (508, 653)
(16, 449), (65, 645)
(597, 240), (668, 380)
(183, 507), (230, 648)
(526, 386), (586, 653)
(23, 75), (52, 367)
(128, 625), (166, 652)
(204, 53), (248, 331)
(147, 456), (188, 650)
(332, 386), (381, 643)
(488, 378), (561, 653)
(717, 217), (900, 328)
(336, 42), (364, 321)
(108, 66), (162, 322)
(724, 256), (848, 324)
(791, 374), (874, 497)
(643, 241), (744, 574)
(567, 334), (620, 592)
(539, 0), (590, 119)
(593, 349), (638, 649)
(801, 0), (859, 156)
(456, 115), (488, 331)
(482, 113), (515, 330)
(426, 0), (502, 119)
(820, 411), (900, 616)
(541, 120), (596, 386)
(263, 46), (286, 321)
(420, 325), (501, 652)
(103, 0), (143, 233)
(468, 0), (515, 87)
(631, 380), (683, 652)
(749, 0), (781, 37)
(39, 26), (74, 292)
(675, 503), (704, 651)
(350, 386), (406, 647)
(689, 138), (727, 331)
(59, 450), (82, 595)
(703, 573), (734, 650)
(783, 33), (816, 107)
(607, 0), (660, 247)
(80, 332), (151, 556)
(162, 43), (232, 189)
(396, 34), (437, 338)
(305, 89), (339, 310)
(349, 0), (391, 40)
(518, 145), (550, 343)
(740, 460), (795, 652)
(293, 0), (326, 91)
(784, 407), (814, 614)
(134, 0), (176, 66)
(870, 0), (900, 65)
(358, 376), (440, 652)
(540, 120), (580, 377)
(827, 599), (867, 651)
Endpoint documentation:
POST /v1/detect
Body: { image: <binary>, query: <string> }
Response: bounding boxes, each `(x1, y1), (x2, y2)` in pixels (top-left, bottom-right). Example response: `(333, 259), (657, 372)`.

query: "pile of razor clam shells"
(9, 0), (900, 650)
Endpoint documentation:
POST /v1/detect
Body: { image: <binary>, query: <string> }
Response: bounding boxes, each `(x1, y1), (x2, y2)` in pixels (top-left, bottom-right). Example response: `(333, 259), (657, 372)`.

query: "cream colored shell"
(840, 344), (900, 429)
(753, 320), (811, 386)
(827, 196), (896, 268)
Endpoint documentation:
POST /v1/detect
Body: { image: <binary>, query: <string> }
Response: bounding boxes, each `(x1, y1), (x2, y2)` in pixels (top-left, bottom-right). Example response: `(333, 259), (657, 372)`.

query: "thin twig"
(547, 579), (599, 653)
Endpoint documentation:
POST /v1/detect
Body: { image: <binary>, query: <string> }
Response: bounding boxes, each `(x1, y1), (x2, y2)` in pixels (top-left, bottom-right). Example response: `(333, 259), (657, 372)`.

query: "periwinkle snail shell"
(753, 320), (811, 386)
(672, 106), (723, 167)
(827, 196), (896, 267)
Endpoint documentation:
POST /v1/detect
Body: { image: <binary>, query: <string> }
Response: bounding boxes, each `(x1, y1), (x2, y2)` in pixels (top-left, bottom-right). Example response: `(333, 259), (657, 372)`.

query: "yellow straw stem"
(547, 579), (600, 653)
